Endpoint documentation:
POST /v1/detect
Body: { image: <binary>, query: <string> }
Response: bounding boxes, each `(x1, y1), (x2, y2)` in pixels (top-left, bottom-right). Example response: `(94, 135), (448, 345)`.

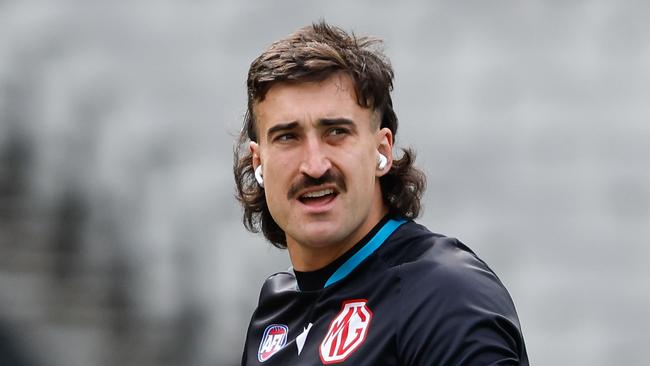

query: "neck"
(287, 206), (388, 271)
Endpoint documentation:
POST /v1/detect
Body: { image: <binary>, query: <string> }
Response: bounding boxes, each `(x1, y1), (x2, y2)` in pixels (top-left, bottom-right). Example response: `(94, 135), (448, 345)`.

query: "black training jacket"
(241, 217), (528, 365)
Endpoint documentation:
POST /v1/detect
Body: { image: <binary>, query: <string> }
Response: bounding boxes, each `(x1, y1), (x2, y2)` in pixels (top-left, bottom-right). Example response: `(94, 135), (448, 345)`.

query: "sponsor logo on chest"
(319, 299), (373, 364)
(258, 324), (289, 362)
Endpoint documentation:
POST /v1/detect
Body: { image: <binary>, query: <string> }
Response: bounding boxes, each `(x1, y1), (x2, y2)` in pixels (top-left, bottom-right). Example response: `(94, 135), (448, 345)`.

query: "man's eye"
(328, 128), (348, 136)
(276, 133), (295, 141)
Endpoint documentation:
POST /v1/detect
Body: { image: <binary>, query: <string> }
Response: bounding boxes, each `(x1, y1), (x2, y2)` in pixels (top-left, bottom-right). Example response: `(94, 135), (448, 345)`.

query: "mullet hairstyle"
(234, 21), (426, 248)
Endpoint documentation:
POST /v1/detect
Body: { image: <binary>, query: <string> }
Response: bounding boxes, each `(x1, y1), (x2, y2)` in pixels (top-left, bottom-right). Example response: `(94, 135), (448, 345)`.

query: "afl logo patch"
(319, 299), (373, 364)
(258, 324), (288, 362)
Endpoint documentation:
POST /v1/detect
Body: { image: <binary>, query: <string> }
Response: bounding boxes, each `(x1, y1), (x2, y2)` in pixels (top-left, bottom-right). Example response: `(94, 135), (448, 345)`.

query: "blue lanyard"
(324, 218), (407, 288)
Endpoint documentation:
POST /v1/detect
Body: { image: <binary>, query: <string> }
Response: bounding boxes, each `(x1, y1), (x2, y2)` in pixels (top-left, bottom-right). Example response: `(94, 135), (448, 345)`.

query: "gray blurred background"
(1, 1), (648, 365)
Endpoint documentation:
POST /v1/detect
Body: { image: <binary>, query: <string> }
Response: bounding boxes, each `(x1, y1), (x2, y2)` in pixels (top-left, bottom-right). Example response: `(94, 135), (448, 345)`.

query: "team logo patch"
(258, 324), (289, 362)
(319, 299), (373, 364)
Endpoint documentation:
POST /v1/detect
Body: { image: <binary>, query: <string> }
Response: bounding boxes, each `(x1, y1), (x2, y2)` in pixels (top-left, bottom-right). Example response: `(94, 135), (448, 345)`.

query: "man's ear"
(376, 127), (393, 177)
(249, 141), (261, 170)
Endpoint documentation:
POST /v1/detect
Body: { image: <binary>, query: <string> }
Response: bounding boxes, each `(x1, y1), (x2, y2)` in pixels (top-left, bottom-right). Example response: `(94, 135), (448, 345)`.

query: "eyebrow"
(267, 121), (299, 139)
(318, 118), (355, 128)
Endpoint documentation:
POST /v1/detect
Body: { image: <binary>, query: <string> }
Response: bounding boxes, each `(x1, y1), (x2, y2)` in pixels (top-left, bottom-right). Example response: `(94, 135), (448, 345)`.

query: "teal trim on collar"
(324, 218), (407, 288)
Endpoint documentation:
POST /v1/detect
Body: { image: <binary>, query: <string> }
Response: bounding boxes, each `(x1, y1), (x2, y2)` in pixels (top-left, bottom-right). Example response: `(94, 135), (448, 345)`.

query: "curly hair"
(234, 21), (426, 248)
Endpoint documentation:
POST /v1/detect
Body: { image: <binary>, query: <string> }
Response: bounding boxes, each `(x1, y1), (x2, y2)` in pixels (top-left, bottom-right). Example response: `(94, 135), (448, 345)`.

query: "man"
(234, 21), (528, 365)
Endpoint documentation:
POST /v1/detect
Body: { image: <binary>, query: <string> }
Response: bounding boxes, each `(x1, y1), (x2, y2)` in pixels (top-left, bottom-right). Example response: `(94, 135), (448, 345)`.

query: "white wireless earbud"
(377, 153), (388, 170)
(254, 165), (264, 187)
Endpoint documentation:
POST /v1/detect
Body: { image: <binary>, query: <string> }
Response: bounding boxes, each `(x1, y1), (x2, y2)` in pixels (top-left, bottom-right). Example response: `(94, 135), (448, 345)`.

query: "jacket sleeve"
(396, 240), (528, 366)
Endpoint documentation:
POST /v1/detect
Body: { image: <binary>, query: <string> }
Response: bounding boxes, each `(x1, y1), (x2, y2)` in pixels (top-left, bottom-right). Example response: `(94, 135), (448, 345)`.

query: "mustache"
(287, 170), (347, 200)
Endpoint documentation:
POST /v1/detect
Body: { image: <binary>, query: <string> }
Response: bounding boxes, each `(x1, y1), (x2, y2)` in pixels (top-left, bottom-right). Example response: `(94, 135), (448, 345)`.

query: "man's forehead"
(252, 75), (379, 137)
(257, 73), (356, 105)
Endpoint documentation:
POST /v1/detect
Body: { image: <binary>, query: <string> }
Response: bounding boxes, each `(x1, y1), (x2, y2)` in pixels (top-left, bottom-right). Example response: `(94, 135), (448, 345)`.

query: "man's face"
(250, 73), (393, 269)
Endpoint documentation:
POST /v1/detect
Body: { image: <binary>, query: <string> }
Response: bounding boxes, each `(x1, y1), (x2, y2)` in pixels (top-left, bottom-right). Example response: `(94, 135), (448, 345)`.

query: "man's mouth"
(298, 188), (338, 205)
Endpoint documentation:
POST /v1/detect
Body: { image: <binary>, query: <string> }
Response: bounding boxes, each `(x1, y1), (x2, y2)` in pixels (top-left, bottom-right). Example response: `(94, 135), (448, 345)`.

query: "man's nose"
(299, 139), (331, 179)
